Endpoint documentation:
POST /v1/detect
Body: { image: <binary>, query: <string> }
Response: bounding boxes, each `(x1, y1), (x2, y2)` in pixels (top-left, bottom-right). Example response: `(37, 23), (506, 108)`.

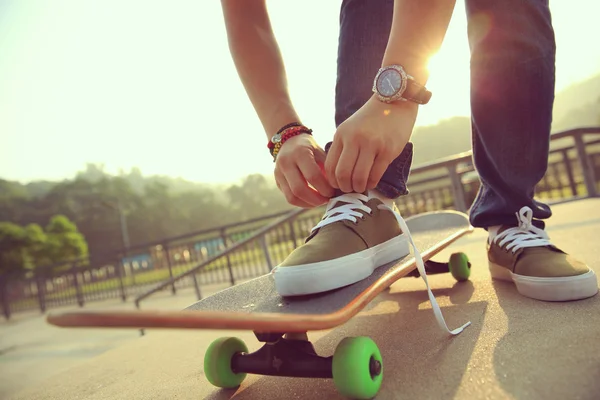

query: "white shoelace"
(311, 193), (373, 232)
(314, 193), (471, 336)
(492, 207), (552, 252)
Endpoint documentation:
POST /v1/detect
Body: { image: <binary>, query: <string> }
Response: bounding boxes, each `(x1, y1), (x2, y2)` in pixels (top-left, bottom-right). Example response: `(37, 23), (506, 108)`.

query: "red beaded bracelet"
(268, 123), (313, 161)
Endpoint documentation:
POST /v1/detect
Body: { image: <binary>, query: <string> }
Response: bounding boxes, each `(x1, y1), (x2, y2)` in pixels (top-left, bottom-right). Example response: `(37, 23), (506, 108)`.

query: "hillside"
(409, 73), (600, 166)
(411, 117), (472, 165)
(552, 74), (600, 127)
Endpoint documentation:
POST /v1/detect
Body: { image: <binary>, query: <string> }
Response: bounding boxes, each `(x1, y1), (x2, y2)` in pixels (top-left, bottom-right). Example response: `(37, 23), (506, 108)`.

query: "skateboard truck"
(231, 332), (334, 379)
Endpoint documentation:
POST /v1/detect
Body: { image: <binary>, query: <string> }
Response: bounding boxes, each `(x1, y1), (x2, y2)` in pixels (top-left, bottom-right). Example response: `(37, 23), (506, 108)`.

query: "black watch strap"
(404, 80), (432, 105)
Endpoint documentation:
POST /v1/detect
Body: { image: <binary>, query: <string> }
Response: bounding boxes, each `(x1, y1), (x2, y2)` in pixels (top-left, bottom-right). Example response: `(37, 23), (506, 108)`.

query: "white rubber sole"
(489, 262), (599, 301)
(273, 234), (410, 296)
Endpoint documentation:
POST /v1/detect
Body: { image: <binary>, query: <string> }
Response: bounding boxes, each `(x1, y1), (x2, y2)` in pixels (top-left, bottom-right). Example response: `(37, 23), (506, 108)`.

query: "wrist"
(372, 63), (432, 105)
(268, 123), (313, 162)
(368, 93), (418, 112)
(264, 101), (301, 141)
(381, 53), (430, 82)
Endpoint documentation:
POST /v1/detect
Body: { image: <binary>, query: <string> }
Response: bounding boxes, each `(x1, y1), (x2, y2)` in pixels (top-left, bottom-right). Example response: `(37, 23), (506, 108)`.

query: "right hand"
(274, 134), (335, 208)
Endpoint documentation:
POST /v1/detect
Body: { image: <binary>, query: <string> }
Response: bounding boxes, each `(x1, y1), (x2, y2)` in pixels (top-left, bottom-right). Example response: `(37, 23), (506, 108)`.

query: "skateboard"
(47, 210), (474, 399)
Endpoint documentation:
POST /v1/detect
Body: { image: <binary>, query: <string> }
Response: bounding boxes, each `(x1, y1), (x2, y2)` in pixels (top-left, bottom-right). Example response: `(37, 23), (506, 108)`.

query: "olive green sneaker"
(488, 206), (598, 301)
(273, 192), (409, 296)
(272, 192), (471, 336)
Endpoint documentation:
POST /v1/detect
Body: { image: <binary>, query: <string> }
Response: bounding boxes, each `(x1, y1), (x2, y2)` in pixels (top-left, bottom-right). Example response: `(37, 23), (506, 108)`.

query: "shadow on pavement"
(491, 279), (600, 400)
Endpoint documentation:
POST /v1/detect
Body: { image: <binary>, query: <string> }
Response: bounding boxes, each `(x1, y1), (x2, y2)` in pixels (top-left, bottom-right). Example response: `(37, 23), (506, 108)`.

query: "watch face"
(376, 69), (403, 97)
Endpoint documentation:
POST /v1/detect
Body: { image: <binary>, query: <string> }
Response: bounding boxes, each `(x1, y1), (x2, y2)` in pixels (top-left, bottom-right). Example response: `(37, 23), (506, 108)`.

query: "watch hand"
(385, 77), (394, 92)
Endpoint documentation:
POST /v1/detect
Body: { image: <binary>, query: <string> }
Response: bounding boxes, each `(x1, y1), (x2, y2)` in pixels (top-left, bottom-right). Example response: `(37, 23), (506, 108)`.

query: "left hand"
(324, 95), (419, 193)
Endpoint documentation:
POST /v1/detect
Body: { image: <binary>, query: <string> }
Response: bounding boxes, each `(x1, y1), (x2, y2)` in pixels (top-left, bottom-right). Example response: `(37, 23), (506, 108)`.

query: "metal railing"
(2, 127), (599, 319)
(0, 209), (301, 319)
(132, 126), (600, 309)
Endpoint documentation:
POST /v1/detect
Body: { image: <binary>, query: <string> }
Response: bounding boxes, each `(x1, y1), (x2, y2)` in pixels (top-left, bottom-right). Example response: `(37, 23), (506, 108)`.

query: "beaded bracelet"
(268, 122), (303, 150)
(271, 127), (312, 159)
(268, 123), (313, 161)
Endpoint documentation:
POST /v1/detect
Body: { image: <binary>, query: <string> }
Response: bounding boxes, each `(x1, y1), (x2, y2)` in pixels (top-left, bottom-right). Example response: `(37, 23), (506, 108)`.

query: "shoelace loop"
(493, 207), (551, 253)
(311, 193), (372, 232)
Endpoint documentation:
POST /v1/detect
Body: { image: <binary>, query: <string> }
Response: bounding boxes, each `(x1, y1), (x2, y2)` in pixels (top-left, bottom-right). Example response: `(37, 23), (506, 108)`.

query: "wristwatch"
(372, 64), (432, 105)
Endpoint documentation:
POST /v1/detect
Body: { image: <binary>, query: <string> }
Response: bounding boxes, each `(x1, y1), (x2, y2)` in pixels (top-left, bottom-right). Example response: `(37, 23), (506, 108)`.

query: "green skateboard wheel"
(204, 337), (248, 388)
(449, 252), (470, 281)
(332, 337), (383, 399)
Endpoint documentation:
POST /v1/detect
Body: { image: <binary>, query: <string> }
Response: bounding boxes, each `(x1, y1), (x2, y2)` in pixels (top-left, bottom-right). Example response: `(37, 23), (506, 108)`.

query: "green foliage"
(0, 216), (88, 273)
(23, 223), (48, 267)
(44, 215), (89, 266)
(0, 167), (292, 268)
(0, 222), (29, 273)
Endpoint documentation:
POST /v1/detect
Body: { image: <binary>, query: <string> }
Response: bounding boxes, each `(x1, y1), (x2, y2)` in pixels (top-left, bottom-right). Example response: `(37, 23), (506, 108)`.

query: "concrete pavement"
(6, 198), (600, 400)
(0, 284), (231, 398)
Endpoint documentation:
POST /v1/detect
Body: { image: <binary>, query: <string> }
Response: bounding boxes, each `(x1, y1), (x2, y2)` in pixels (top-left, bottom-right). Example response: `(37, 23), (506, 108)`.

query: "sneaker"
(488, 206), (598, 301)
(272, 192), (471, 336)
(273, 192), (409, 296)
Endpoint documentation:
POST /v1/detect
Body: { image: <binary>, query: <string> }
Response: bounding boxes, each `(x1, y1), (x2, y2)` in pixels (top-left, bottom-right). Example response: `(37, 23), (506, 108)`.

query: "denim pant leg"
(465, 0), (556, 229)
(326, 0), (413, 199)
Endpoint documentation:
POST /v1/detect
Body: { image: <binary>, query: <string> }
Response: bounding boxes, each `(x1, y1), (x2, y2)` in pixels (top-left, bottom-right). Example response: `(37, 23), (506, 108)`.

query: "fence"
(0, 209), (296, 319)
(2, 127), (599, 319)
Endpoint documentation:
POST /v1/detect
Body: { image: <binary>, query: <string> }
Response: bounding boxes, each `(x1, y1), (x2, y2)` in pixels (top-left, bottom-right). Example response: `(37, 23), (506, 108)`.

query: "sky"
(1, 0), (599, 185)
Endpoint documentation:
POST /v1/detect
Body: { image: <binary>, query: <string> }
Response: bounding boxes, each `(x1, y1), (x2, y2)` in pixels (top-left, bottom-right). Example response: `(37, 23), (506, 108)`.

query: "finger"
(366, 152), (392, 190)
(297, 154), (334, 199)
(324, 141), (342, 189)
(275, 169), (313, 208)
(352, 147), (376, 193)
(287, 165), (329, 207)
(335, 144), (359, 193)
(314, 148), (329, 181)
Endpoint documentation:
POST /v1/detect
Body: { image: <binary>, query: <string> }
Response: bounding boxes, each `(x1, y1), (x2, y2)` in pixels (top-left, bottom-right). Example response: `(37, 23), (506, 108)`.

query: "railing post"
(115, 254), (127, 302)
(36, 271), (47, 314)
(260, 235), (274, 272)
(1, 274), (10, 320)
(561, 149), (578, 197)
(220, 229), (235, 286)
(288, 220), (298, 248)
(72, 264), (84, 307)
(574, 133), (598, 197)
(163, 244), (177, 295)
(447, 165), (468, 212)
(192, 273), (202, 300)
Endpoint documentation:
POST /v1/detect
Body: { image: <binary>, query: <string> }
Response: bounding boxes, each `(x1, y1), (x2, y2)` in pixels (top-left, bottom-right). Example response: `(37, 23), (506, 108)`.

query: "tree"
(0, 216), (89, 273)
(44, 215), (89, 265)
(0, 222), (28, 274)
(23, 223), (48, 269)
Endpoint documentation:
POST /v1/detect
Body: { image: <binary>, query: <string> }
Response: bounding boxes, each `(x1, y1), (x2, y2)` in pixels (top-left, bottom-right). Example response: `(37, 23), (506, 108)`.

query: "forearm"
(383, 0), (456, 84)
(221, 0), (299, 139)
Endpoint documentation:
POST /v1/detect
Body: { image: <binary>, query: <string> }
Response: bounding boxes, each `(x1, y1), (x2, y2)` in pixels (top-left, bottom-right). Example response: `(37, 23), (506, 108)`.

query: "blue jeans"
(329, 0), (555, 229)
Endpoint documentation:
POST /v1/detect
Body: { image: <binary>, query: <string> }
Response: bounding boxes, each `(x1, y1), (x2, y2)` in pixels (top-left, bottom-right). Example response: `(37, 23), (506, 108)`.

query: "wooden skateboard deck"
(47, 210), (473, 332)
(47, 210), (474, 399)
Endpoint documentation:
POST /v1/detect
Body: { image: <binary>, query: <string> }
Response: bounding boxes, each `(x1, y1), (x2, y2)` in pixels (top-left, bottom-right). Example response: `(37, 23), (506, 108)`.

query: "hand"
(325, 95), (418, 193)
(274, 134), (335, 208)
